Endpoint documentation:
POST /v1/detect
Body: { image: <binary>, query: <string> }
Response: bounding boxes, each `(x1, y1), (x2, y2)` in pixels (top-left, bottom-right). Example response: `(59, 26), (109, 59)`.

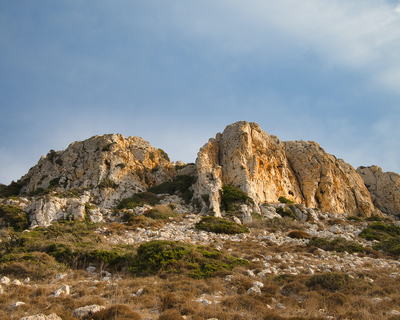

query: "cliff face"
(194, 121), (378, 216)
(357, 165), (400, 217)
(20, 134), (175, 210)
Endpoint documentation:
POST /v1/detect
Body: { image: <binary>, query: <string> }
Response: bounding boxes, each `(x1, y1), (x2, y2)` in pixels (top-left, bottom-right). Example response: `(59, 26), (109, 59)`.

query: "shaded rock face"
(194, 121), (378, 216)
(357, 165), (400, 216)
(19, 134), (176, 223)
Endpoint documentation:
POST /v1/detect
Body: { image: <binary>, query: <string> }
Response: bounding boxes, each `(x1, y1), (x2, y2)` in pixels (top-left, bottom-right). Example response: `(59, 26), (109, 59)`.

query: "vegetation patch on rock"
(118, 192), (160, 209)
(147, 175), (195, 204)
(195, 216), (249, 234)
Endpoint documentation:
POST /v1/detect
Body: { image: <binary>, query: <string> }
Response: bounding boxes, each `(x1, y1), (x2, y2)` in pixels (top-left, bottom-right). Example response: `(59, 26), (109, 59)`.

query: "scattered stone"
(253, 281), (264, 288)
(86, 266), (96, 274)
(12, 279), (22, 286)
(247, 286), (262, 295)
(246, 270), (255, 277)
(72, 305), (106, 319)
(224, 275), (234, 282)
(1, 276), (10, 285)
(387, 310), (400, 316)
(54, 284), (70, 297)
(24, 277), (30, 283)
(136, 288), (144, 297)
(276, 303), (285, 310)
(9, 301), (26, 310)
(195, 298), (212, 306)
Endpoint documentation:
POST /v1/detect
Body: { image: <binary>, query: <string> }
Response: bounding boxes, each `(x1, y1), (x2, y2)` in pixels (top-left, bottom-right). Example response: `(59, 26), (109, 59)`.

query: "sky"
(1, 0), (400, 184)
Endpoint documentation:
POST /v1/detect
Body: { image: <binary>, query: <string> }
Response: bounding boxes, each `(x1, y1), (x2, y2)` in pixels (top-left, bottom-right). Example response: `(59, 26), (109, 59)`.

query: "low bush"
(147, 175), (195, 204)
(306, 273), (352, 292)
(221, 185), (254, 209)
(129, 240), (248, 278)
(0, 181), (25, 198)
(0, 252), (66, 281)
(278, 196), (294, 204)
(118, 192), (160, 209)
(195, 216), (249, 234)
(287, 230), (313, 239)
(158, 148), (170, 162)
(144, 205), (179, 220)
(98, 178), (118, 189)
(88, 304), (141, 320)
(276, 207), (296, 219)
(307, 237), (365, 254)
(158, 309), (184, 320)
(359, 222), (400, 241)
(0, 204), (29, 231)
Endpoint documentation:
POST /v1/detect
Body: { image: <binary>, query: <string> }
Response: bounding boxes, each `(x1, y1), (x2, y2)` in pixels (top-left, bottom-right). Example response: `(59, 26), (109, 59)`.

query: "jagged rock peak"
(194, 121), (379, 217)
(357, 165), (400, 217)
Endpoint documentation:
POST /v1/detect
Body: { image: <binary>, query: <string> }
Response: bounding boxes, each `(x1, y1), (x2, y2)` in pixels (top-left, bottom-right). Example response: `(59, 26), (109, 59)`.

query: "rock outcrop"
(357, 165), (400, 217)
(194, 121), (378, 217)
(13, 134), (178, 226)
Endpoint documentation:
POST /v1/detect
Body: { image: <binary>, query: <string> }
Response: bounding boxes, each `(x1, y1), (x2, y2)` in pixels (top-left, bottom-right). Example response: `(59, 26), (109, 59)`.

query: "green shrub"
(46, 149), (57, 162)
(0, 252), (66, 281)
(359, 222), (400, 241)
(307, 237), (364, 254)
(287, 230), (313, 239)
(347, 215), (362, 222)
(48, 177), (61, 189)
(118, 192), (160, 209)
(195, 216), (249, 234)
(129, 240), (248, 278)
(251, 212), (262, 220)
(221, 185), (254, 209)
(306, 273), (351, 291)
(365, 215), (383, 222)
(0, 204), (29, 231)
(98, 178), (118, 189)
(0, 181), (25, 198)
(278, 196), (294, 204)
(147, 175), (195, 204)
(148, 175), (195, 195)
(144, 208), (179, 220)
(158, 148), (170, 162)
(102, 143), (112, 152)
(276, 207), (296, 219)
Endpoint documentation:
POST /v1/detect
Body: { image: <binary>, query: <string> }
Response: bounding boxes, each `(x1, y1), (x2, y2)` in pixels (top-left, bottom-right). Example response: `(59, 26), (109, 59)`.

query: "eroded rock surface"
(193, 121), (378, 216)
(357, 165), (400, 216)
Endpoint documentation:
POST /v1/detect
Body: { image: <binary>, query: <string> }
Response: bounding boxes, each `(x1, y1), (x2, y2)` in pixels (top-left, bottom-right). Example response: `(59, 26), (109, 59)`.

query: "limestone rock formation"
(357, 165), (400, 216)
(193, 121), (378, 217)
(15, 134), (177, 226)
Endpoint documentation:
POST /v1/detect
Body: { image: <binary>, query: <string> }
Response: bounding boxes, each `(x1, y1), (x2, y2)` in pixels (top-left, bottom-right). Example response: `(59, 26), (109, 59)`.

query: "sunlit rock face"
(194, 121), (378, 217)
(20, 133), (176, 210)
(357, 165), (400, 217)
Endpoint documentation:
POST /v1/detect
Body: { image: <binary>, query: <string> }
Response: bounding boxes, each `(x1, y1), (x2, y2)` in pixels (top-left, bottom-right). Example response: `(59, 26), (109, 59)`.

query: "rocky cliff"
(10, 134), (178, 226)
(357, 165), (400, 217)
(1, 121), (390, 227)
(194, 121), (379, 217)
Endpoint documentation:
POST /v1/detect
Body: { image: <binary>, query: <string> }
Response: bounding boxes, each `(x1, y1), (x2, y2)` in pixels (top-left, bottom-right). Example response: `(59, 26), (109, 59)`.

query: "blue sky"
(1, 1), (400, 184)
